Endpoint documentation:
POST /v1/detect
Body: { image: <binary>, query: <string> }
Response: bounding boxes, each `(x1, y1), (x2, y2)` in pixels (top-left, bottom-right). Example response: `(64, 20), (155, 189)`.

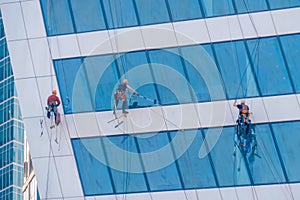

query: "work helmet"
(123, 79), (128, 84)
(241, 99), (245, 104)
(52, 90), (57, 95)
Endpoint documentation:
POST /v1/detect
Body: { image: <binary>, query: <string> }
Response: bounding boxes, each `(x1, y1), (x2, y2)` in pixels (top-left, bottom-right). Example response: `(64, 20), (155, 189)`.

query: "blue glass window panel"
(134, 0), (170, 25)
(232, 0), (268, 14)
(102, 135), (147, 193)
(102, 0), (138, 29)
(280, 34), (300, 93)
(249, 124), (285, 184)
(213, 41), (259, 99)
(268, 0), (300, 9)
(83, 55), (119, 111)
(167, 0), (203, 21)
(117, 51), (158, 108)
(72, 138), (114, 195)
(40, 0), (74, 35)
(199, 0), (235, 17)
(148, 48), (193, 105)
(169, 129), (217, 188)
(54, 58), (86, 114)
(272, 121), (300, 182)
(247, 38), (293, 96)
(205, 126), (251, 186)
(136, 132), (182, 191)
(181, 45), (226, 101)
(69, 0), (106, 32)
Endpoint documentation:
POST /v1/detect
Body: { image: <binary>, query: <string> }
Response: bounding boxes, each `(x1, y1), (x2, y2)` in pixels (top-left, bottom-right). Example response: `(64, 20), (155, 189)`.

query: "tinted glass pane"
(102, 135), (148, 193)
(40, 0), (74, 35)
(54, 58), (93, 113)
(135, 0), (170, 25)
(247, 38), (293, 96)
(206, 126), (251, 186)
(268, 0), (300, 9)
(136, 132), (182, 191)
(102, 0), (138, 28)
(181, 45), (226, 101)
(170, 130), (217, 188)
(233, 0), (268, 13)
(117, 51), (158, 108)
(272, 121), (300, 182)
(214, 41), (259, 99)
(280, 34), (300, 93)
(167, 0), (202, 21)
(69, 0), (106, 32)
(84, 55), (119, 111)
(72, 138), (114, 195)
(249, 124), (286, 184)
(148, 48), (193, 105)
(199, 0), (235, 17)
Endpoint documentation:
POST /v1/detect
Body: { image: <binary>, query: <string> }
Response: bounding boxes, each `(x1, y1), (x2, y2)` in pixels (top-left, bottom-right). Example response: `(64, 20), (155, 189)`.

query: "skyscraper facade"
(1, 0), (300, 200)
(0, 10), (24, 200)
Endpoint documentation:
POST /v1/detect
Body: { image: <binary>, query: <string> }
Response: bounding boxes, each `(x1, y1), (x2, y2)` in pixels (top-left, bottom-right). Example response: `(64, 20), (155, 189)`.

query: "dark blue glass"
(136, 132), (182, 191)
(148, 48), (193, 105)
(117, 51), (158, 108)
(72, 138), (114, 195)
(83, 55), (119, 111)
(102, 0), (138, 28)
(134, 0), (170, 25)
(272, 121), (300, 182)
(102, 135), (148, 193)
(69, 0), (106, 32)
(199, 0), (235, 17)
(40, 0), (74, 35)
(232, 0), (268, 13)
(247, 38), (293, 96)
(181, 44), (226, 101)
(213, 41), (259, 99)
(249, 124), (285, 184)
(54, 58), (86, 114)
(181, 46), (215, 102)
(205, 126), (251, 186)
(166, 0), (203, 21)
(280, 34), (300, 93)
(169, 129), (217, 188)
(268, 0), (300, 9)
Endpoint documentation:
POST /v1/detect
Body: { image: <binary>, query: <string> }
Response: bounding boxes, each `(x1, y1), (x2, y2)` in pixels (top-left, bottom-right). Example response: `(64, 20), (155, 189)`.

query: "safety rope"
(235, 1), (295, 199)
(257, 5), (295, 200)
(18, 1), (66, 199)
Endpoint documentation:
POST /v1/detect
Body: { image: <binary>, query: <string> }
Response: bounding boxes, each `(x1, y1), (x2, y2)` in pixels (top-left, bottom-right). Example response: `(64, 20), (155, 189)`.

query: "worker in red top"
(46, 90), (61, 123)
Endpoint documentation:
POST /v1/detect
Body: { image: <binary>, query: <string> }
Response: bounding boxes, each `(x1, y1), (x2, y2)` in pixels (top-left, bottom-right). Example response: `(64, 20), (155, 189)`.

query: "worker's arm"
(233, 100), (237, 107)
(127, 84), (139, 95)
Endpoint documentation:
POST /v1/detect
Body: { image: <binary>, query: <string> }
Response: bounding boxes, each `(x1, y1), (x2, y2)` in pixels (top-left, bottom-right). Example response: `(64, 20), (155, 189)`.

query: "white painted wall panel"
(1, 2), (26, 41)
(54, 156), (84, 197)
(173, 19), (210, 46)
(28, 38), (53, 77)
(220, 186), (258, 200)
(263, 95), (300, 122)
(108, 26), (145, 53)
(33, 157), (64, 199)
(15, 78), (43, 118)
(116, 193), (152, 200)
(21, 0), (46, 38)
(48, 35), (81, 59)
(77, 30), (112, 56)
(141, 23), (177, 49)
(255, 184), (294, 200)
(7, 40), (35, 79)
(273, 7), (300, 35)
